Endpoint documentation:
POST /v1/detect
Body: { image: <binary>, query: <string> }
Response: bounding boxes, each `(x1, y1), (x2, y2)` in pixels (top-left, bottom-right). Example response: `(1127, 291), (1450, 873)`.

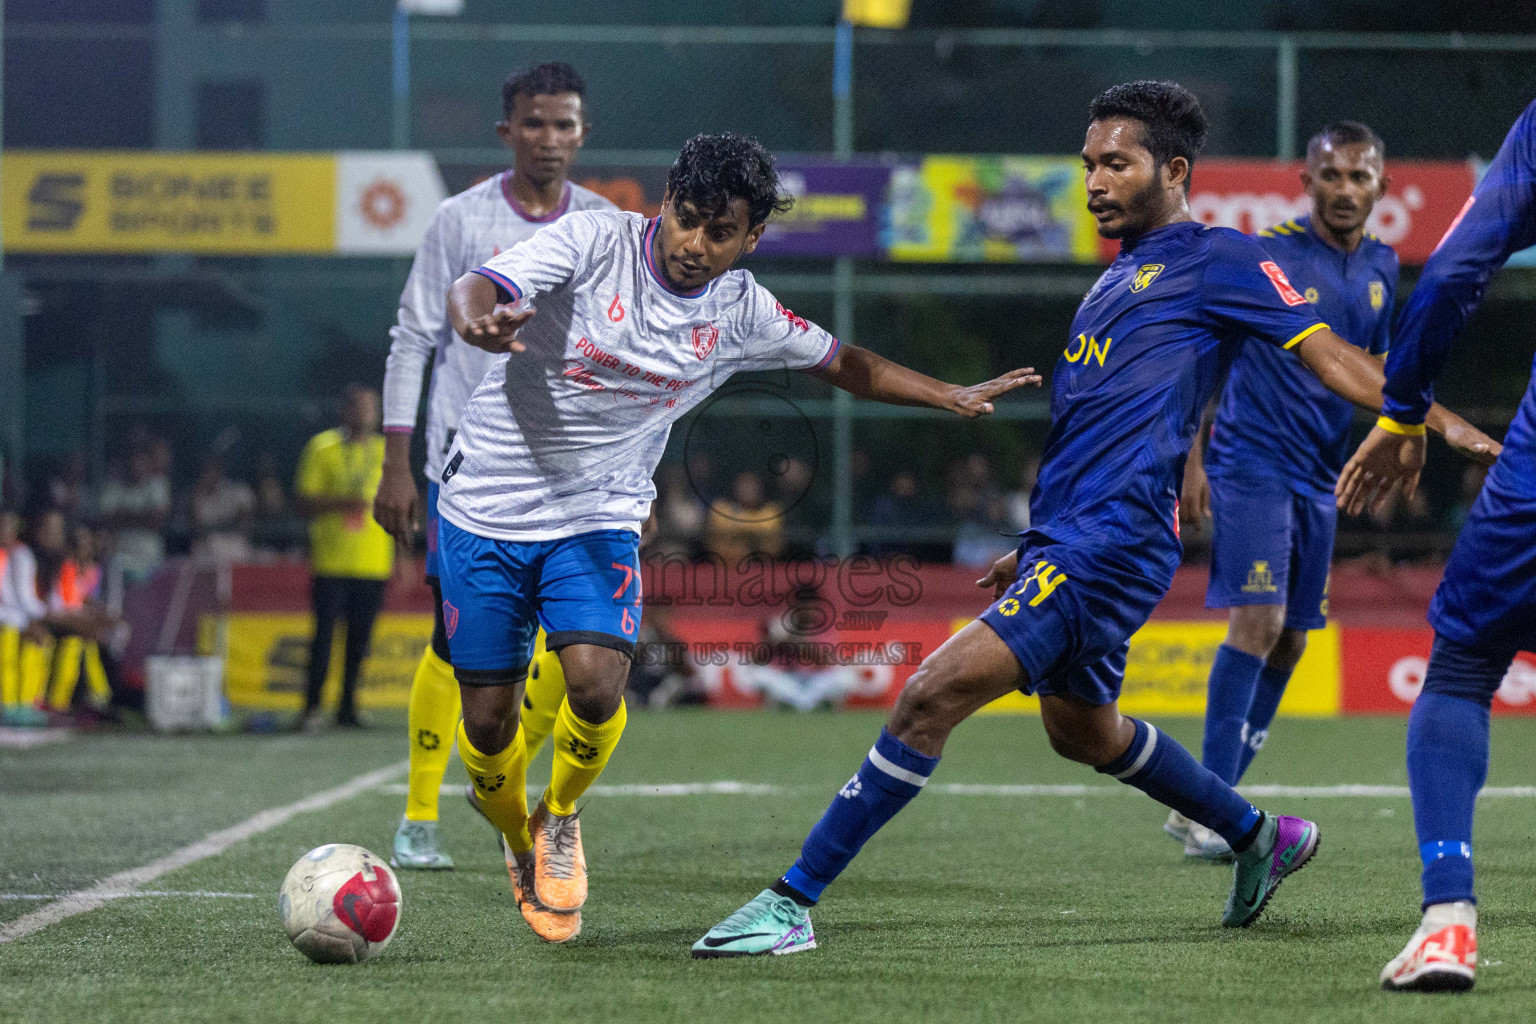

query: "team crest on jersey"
(691, 323), (719, 360)
(1369, 281), (1385, 310)
(1260, 261), (1308, 306)
(1130, 263), (1165, 292)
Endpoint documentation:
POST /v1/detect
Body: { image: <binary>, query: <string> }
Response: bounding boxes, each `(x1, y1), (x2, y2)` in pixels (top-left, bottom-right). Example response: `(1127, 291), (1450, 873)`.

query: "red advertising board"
(1340, 627), (1536, 714)
(1097, 160), (1476, 264)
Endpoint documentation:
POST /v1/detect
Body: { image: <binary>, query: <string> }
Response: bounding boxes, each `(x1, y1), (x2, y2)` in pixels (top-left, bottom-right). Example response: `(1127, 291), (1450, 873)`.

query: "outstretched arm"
(1291, 327), (1500, 514)
(810, 343), (1041, 417)
(447, 272), (535, 353)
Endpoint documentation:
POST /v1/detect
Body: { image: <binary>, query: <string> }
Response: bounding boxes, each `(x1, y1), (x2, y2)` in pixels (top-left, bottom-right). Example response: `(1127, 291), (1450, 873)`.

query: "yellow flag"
(842, 0), (912, 28)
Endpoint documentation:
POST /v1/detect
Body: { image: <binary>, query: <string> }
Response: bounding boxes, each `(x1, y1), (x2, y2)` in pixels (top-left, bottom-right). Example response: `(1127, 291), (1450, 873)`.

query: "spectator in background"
(293, 385), (394, 731)
(705, 470), (784, 566)
(45, 451), (91, 520)
(1445, 462), (1490, 534)
(97, 441), (171, 582)
(251, 449), (299, 555)
(1005, 456), (1039, 533)
(652, 463), (707, 559)
(191, 453), (256, 563)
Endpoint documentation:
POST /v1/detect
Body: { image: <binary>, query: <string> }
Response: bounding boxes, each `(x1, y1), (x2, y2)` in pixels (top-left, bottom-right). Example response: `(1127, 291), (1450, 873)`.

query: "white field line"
(0, 760), (406, 945)
(0, 891), (257, 901)
(377, 781), (1536, 799)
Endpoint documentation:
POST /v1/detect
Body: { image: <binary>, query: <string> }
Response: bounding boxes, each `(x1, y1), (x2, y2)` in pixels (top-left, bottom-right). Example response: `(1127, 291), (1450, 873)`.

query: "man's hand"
(1335, 425), (1427, 516)
(977, 549), (1020, 601)
(1440, 418), (1502, 467)
(373, 457), (421, 546)
(459, 306), (535, 353)
(1180, 451), (1211, 534)
(945, 368), (1043, 418)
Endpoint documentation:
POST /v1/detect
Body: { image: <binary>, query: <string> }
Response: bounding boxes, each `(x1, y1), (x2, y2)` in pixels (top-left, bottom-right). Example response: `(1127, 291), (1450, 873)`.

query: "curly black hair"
(1087, 81), (1208, 191)
(1307, 120), (1385, 162)
(502, 62), (585, 119)
(665, 133), (795, 229)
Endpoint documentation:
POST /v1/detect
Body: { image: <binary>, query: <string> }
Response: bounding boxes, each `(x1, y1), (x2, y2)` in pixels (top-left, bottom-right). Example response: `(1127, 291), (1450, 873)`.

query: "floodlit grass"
(4, 712), (1535, 1023)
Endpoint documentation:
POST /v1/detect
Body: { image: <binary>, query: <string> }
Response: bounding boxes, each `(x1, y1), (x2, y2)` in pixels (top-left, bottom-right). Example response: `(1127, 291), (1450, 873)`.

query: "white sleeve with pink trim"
(726, 277), (840, 374)
(471, 211), (603, 306)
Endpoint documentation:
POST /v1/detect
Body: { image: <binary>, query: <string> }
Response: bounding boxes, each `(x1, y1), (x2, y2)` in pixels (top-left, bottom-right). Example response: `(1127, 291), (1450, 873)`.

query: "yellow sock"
(83, 642), (112, 704)
(0, 629), (20, 709)
(1, 627), (19, 707)
(405, 645), (462, 821)
(47, 637), (85, 711)
(521, 647), (567, 761)
(544, 697), (627, 817)
(458, 719), (532, 853)
(18, 639), (52, 707)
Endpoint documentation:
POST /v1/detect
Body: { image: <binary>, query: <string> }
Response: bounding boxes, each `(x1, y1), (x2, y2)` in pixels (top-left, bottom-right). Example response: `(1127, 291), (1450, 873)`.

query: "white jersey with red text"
(439, 210), (840, 542)
(382, 174), (617, 481)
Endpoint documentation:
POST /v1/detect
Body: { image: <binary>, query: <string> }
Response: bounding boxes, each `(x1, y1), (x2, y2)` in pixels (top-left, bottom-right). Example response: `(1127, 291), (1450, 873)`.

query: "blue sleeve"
(1383, 100), (1536, 424)
(1200, 230), (1326, 349)
(1369, 249), (1398, 357)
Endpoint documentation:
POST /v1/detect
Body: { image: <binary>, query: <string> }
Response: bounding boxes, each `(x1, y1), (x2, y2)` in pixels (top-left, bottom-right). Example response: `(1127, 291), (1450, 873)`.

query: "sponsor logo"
(358, 179), (407, 229)
(565, 738), (600, 763)
(775, 301), (810, 332)
(1303, 287), (1319, 304)
(691, 322), (719, 360)
(608, 293), (626, 322)
(416, 728), (440, 751)
(1130, 263), (1164, 292)
(27, 173), (85, 230)
(1063, 333), (1113, 367)
(1260, 261), (1308, 306)
(1242, 560), (1278, 593)
(1369, 280), (1385, 311)
(442, 601), (459, 639)
(838, 775), (862, 799)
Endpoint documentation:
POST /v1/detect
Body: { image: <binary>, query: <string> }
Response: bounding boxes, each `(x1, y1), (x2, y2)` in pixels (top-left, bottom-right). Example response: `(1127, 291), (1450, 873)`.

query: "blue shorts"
(435, 518), (642, 686)
(424, 482), (441, 581)
(1431, 396), (1536, 652)
(978, 532), (1167, 707)
(1205, 473), (1336, 632)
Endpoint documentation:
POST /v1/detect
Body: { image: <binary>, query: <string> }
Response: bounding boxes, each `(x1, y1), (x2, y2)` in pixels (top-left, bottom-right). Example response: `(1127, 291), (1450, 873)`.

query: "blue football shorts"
(1205, 472), (1336, 632)
(1430, 404), (1536, 653)
(978, 531), (1167, 707)
(434, 517), (642, 687)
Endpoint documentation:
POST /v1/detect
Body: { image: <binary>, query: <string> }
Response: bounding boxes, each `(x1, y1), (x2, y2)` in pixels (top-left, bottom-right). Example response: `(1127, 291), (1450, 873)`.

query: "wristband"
(1376, 415), (1426, 437)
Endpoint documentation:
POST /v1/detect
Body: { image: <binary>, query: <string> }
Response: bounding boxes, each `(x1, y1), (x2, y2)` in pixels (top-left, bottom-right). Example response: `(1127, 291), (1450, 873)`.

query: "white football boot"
(1381, 901), (1477, 992)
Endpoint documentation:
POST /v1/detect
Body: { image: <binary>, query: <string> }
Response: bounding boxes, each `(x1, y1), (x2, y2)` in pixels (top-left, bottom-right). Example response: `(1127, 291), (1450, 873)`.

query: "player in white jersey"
(373, 63), (615, 886)
(437, 133), (1040, 943)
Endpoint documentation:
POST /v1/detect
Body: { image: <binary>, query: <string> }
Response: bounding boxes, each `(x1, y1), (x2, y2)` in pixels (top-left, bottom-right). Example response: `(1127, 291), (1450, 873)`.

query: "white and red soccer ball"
(278, 844), (401, 964)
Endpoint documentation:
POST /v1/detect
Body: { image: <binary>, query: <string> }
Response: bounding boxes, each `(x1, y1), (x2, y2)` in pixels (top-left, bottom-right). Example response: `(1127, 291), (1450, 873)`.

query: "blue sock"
(1235, 664), (1292, 783)
(1201, 644), (1265, 785)
(1100, 718), (1262, 848)
(780, 728), (939, 903)
(1408, 634), (1507, 908)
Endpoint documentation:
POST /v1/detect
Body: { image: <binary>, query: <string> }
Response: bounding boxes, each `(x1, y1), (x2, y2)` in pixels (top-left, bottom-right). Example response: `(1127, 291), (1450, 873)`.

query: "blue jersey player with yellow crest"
(1347, 99), (1535, 994)
(1171, 123), (1405, 863)
(695, 81), (1497, 960)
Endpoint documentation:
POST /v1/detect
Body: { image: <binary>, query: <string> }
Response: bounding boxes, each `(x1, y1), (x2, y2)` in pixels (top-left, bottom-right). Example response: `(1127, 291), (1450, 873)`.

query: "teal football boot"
(390, 816), (455, 870)
(1223, 813), (1319, 927)
(692, 889), (817, 958)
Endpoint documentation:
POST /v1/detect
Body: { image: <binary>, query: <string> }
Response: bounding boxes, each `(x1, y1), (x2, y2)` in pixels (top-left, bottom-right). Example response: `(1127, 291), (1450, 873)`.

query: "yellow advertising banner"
(209, 612), (431, 710)
(4, 151), (336, 254)
(978, 621), (1342, 716)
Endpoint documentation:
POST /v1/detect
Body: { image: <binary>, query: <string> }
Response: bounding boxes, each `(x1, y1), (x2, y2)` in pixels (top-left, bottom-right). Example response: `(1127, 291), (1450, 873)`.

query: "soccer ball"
(278, 843), (401, 964)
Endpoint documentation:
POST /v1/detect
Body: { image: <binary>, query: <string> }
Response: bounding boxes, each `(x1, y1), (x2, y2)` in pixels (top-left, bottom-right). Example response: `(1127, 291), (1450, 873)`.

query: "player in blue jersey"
(1341, 100), (1534, 994)
(694, 81), (1499, 959)
(1169, 123), (1446, 862)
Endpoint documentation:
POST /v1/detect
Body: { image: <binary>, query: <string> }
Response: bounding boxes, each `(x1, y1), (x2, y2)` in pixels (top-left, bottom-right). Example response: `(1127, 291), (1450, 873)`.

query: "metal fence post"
(830, 19), (856, 558)
(392, 6), (411, 149)
(1277, 36), (1298, 159)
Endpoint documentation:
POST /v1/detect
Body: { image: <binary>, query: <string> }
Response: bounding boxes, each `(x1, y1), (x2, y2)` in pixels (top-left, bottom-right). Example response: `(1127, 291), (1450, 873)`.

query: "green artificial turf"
(3, 712), (1535, 1023)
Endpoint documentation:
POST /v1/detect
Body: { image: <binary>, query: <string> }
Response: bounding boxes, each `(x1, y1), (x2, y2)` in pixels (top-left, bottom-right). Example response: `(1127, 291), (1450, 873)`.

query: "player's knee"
(1227, 605), (1285, 657)
(556, 644), (629, 723)
(460, 700), (513, 755)
(1420, 634), (1506, 708)
(1267, 629), (1307, 672)
(1041, 719), (1106, 765)
(889, 662), (966, 738)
